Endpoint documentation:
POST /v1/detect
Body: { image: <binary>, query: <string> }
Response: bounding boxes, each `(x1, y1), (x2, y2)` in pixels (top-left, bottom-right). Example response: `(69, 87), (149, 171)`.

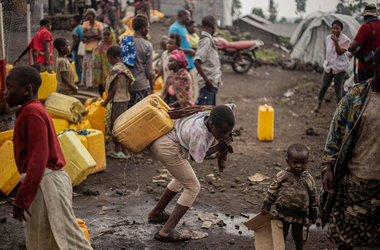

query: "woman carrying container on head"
(81, 8), (103, 90)
(149, 104), (236, 242)
(93, 27), (117, 96)
(160, 49), (194, 108)
(314, 20), (350, 112)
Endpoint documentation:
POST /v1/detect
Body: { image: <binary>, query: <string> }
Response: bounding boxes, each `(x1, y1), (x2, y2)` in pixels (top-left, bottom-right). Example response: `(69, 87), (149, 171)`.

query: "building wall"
(233, 20), (278, 43)
(157, 0), (232, 27)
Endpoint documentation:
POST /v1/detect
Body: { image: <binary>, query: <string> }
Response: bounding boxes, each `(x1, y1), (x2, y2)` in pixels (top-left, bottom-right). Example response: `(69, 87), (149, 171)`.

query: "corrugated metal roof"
(237, 17), (280, 37)
(244, 14), (272, 25)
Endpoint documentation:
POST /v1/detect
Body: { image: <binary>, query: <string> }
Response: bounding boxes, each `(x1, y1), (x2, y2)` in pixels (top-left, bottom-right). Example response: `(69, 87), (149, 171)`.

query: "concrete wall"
(157, 0), (232, 27)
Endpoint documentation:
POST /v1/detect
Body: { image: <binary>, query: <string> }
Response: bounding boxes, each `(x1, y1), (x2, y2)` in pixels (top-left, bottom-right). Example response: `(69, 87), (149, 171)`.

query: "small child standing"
(194, 15), (221, 106)
(4, 66), (92, 249)
(155, 33), (181, 85)
(102, 45), (135, 159)
(261, 143), (318, 250)
(160, 49), (194, 108)
(53, 38), (78, 95)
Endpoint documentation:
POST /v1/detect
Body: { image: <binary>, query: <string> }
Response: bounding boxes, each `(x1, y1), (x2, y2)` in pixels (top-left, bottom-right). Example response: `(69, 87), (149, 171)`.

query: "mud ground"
(1, 23), (380, 250)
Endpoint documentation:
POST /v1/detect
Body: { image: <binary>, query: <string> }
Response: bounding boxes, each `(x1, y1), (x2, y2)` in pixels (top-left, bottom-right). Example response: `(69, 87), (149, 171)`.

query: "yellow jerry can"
(85, 98), (106, 135)
(257, 104), (274, 142)
(153, 76), (163, 94)
(6, 64), (13, 74)
(69, 119), (91, 130)
(112, 94), (173, 153)
(86, 129), (106, 174)
(38, 71), (57, 101)
(0, 129), (13, 147)
(76, 218), (91, 242)
(58, 131), (96, 186)
(0, 140), (20, 196)
(71, 61), (79, 82)
(52, 118), (69, 134)
(76, 134), (88, 149)
(45, 92), (86, 123)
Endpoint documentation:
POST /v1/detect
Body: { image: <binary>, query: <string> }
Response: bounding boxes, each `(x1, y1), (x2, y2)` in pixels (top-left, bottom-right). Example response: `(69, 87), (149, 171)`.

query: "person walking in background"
(78, 0), (85, 19)
(155, 33), (181, 88)
(14, 19), (53, 73)
(321, 47), (380, 250)
(71, 15), (83, 84)
(93, 27), (117, 96)
(186, 20), (199, 101)
(54, 38), (78, 95)
(168, 9), (195, 74)
(314, 20), (350, 112)
(186, 20), (199, 50)
(348, 4), (380, 82)
(4, 66), (93, 250)
(194, 16), (221, 106)
(107, 0), (117, 29)
(128, 15), (154, 107)
(81, 8), (103, 90)
(161, 50), (194, 108)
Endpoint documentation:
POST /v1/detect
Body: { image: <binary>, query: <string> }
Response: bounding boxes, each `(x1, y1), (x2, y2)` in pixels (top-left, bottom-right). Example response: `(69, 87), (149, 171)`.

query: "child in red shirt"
(4, 66), (92, 249)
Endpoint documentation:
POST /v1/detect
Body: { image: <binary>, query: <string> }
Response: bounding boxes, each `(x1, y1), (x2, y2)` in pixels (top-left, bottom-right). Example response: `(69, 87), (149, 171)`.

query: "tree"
(268, 0), (278, 22)
(252, 7), (265, 18)
(295, 0), (307, 16)
(279, 17), (287, 23)
(231, 0), (242, 18)
(336, 0), (367, 16)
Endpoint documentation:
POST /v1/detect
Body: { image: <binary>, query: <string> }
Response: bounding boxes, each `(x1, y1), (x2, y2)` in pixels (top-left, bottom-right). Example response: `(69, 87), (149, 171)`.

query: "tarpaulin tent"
(290, 12), (360, 89)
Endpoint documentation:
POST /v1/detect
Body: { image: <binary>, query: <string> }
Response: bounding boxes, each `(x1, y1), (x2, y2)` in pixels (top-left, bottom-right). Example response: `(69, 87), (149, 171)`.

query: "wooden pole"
(0, 3), (7, 112)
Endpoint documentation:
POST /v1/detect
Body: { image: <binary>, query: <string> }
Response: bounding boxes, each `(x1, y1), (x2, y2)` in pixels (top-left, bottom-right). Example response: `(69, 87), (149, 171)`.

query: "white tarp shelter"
(290, 12), (360, 89)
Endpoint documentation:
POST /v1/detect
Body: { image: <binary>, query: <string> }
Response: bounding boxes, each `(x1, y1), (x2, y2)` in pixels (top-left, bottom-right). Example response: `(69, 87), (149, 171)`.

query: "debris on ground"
(228, 239), (235, 245)
(0, 217), (6, 223)
(244, 198), (258, 205)
(201, 221), (213, 229)
(240, 213), (250, 219)
(182, 230), (208, 240)
(306, 128), (319, 136)
(247, 173), (270, 182)
(83, 189), (100, 196)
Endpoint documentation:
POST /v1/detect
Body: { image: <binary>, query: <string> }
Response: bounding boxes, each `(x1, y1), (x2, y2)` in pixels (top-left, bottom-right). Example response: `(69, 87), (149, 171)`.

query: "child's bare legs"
(149, 187), (177, 218)
(280, 219), (304, 250)
(291, 223), (304, 250)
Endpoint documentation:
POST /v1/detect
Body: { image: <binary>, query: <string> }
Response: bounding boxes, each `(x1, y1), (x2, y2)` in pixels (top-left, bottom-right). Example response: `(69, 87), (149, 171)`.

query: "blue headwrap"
(120, 35), (136, 68)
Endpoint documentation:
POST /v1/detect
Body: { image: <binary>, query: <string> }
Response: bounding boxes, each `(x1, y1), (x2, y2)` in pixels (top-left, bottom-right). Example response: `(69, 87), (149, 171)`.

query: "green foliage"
(252, 7), (265, 18)
(279, 17), (287, 23)
(279, 36), (290, 44)
(336, 0), (367, 16)
(255, 49), (276, 61)
(231, 0), (242, 18)
(268, 0), (278, 23)
(215, 30), (232, 42)
(295, 0), (307, 16)
(242, 32), (251, 38)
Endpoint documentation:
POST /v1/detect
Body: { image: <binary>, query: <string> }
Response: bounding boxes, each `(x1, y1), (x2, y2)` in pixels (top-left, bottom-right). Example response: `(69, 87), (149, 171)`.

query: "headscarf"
(86, 8), (97, 17)
(170, 49), (188, 69)
(161, 68), (194, 108)
(120, 35), (136, 68)
(93, 28), (117, 86)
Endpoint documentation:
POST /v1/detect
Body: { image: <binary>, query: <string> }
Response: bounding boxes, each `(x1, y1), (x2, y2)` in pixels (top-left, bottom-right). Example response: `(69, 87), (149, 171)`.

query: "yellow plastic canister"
(257, 104), (274, 142)
(58, 131), (96, 186)
(153, 76), (163, 94)
(112, 94), (173, 153)
(85, 98), (106, 135)
(153, 10), (164, 19)
(76, 134), (88, 149)
(0, 140), (20, 196)
(69, 119), (91, 130)
(76, 218), (91, 242)
(45, 93), (86, 123)
(0, 129), (13, 147)
(86, 129), (106, 174)
(52, 118), (69, 134)
(71, 61), (79, 82)
(38, 71), (57, 101)
(6, 64), (13, 74)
